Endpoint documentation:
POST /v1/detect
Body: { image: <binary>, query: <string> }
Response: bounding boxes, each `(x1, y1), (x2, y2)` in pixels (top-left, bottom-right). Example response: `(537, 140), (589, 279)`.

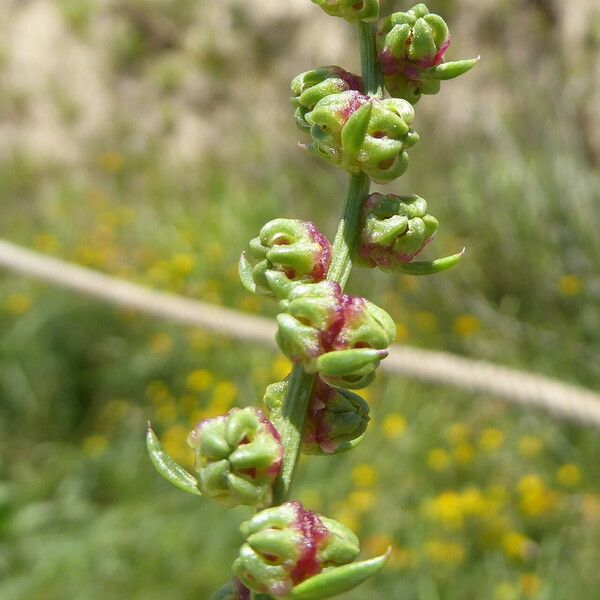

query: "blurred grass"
(1, 1), (600, 599)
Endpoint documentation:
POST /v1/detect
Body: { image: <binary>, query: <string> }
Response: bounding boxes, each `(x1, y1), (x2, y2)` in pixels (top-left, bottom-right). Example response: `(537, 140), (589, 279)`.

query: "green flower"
(292, 66), (362, 131)
(357, 193), (464, 275)
(265, 379), (370, 455)
(239, 219), (332, 299)
(302, 92), (419, 183)
(377, 3), (478, 104)
(187, 407), (283, 508)
(310, 0), (379, 23)
(275, 281), (395, 388)
(233, 502), (389, 599)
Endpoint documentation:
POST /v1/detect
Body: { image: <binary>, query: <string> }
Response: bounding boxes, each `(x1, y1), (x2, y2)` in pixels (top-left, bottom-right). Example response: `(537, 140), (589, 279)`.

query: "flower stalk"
(146, 4), (477, 599)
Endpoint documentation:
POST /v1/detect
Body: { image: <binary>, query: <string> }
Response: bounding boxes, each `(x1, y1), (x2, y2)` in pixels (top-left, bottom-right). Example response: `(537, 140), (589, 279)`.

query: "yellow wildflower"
(424, 491), (464, 530)
(518, 475), (555, 517)
(520, 574), (542, 597)
(428, 448), (451, 472)
(395, 322), (409, 342)
(186, 369), (214, 393)
(424, 539), (465, 566)
(239, 296), (262, 313)
(518, 436), (543, 458)
(99, 151), (124, 172)
(4, 292), (32, 315)
(389, 547), (417, 570)
(271, 356), (292, 380)
(364, 534), (394, 556)
(163, 425), (193, 468)
(453, 442), (475, 466)
(146, 380), (172, 404)
(82, 435), (108, 458)
(34, 233), (60, 253)
(351, 464), (377, 487)
(212, 381), (238, 405)
(453, 314), (481, 337)
(188, 329), (211, 351)
(171, 253), (196, 276)
(502, 531), (533, 560)
(494, 583), (518, 600)
(556, 464), (582, 488)
(348, 490), (376, 512)
(382, 413), (407, 439)
(557, 274), (583, 297)
(446, 422), (470, 444)
(333, 507), (359, 532)
(479, 427), (504, 452)
(149, 332), (173, 354)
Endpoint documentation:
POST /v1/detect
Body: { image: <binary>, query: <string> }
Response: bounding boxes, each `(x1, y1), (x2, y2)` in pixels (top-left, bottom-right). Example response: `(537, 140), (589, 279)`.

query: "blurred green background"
(1, 0), (600, 598)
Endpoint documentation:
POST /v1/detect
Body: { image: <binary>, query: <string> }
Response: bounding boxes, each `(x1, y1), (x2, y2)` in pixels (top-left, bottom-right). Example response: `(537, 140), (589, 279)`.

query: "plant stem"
(252, 23), (382, 599)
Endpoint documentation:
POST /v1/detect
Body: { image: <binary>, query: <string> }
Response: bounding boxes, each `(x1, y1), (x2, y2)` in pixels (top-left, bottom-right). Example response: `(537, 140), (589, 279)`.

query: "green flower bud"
(187, 407), (283, 508)
(264, 379), (369, 455)
(302, 91), (418, 184)
(239, 219), (332, 300)
(275, 281), (395, 388)
(310, 0), (379, 23)
(233, 501), (358, 597)
(292, 66), (363, 131)
(357, 192), (464, 276)
(377, 3), (478, 104)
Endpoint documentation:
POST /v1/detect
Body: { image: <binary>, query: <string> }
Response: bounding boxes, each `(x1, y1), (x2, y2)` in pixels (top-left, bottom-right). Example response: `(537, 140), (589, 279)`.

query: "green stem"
(251, 22), (382, 600)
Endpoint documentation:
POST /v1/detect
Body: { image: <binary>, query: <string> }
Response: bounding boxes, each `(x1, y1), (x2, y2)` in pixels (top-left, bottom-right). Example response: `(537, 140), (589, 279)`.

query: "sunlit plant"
(147, 3), (477, 598)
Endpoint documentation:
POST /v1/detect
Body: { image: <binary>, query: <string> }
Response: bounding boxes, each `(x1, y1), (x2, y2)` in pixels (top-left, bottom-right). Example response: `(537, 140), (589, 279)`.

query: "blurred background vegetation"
(1, 0), (599, 598)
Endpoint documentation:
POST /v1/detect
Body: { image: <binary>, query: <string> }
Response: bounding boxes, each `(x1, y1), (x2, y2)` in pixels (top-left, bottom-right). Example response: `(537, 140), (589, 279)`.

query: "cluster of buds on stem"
(240, 219), (332, 299)
(310, 0), (379, 23)
(275, 281), (396, 389)
(299, 91), (419, 184)
(187, 407), (283, 508)
(357, 192), (464, 275)
(265, 378), (370, 455)
(233, 501), (388, 598)
(149, 2), (477, 598)
(377, 3), (478, 104)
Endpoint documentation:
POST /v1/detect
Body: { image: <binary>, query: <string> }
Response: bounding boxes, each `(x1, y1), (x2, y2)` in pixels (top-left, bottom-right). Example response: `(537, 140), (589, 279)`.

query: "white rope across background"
(1, 239), (600, 429)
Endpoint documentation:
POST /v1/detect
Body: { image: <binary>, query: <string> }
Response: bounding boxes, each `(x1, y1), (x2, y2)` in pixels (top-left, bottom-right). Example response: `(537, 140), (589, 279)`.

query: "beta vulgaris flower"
(147, 2), (477, 598)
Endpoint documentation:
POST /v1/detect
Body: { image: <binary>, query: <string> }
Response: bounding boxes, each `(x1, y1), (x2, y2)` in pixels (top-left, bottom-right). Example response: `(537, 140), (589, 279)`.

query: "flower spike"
(377, 3), (478, 104)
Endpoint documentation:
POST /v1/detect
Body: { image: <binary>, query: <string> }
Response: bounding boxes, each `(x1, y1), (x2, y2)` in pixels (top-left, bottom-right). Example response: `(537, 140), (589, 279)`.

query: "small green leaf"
(389, 248), (465, 276)
(426, 57), (480, 81)
(239, 252), (257, 294)
(341, 102), (372, 164)
(287, 549), (391, 600)
(146, 423), (201, 496)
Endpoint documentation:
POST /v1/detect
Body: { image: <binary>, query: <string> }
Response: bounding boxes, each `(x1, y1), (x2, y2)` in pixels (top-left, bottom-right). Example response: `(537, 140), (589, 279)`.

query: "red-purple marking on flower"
(289, 501), (330, 585)
(303, 380), (338, 453)
(339, 91), (369, 123)
(305, 222), (332, 282)
(380, 37), (451, 81)
(330, 67), (363, 92)
(318, 283), (365, 353)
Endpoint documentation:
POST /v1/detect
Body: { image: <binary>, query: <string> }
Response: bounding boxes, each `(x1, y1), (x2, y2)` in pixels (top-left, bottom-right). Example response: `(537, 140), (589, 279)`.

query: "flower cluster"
(300, 92), (419, 183)
(275, 281), (396, 388)
(234, 501), (387, 598)
(240, 218), (332, 299)
(376, 3), (478, 104)
(186, 407), (283, 508)
(310, 0), (379, 23)
(265, 378), (370, 455)
(147, 3), (477, 599)
(357, 192), (463, 275)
